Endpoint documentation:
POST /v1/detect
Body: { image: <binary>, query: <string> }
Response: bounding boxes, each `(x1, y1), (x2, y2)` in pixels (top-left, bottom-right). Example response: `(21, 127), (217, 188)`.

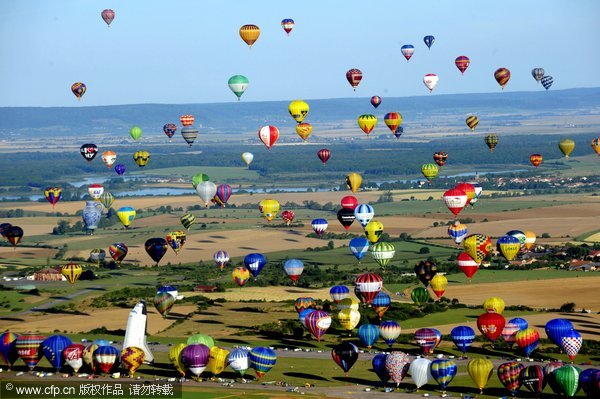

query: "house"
(33, 267), (65, 281)
(568, 261), (600, 272)
(193, 285), (218, 293)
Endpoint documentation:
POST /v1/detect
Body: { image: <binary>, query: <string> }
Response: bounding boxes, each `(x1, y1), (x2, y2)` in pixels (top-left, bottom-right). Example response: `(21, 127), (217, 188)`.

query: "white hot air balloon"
(409, 357), (433, 389)
(242, 152), (254, 167)
(196, 181), (217, 207)
(423, 74), (439, 92)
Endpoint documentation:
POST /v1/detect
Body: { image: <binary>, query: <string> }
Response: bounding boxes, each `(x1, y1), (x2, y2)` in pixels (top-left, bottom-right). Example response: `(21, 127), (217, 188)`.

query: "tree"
(419, 247), (430, 254)
(559, 302), (576, 312)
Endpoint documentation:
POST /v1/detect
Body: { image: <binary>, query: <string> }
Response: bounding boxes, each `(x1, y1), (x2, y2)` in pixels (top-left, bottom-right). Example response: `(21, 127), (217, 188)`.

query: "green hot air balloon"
(559, 139), (575, 158)
(187, 334), (215, 349)
(228, 75), (249, 100)
(130, 126), (143, 140)
(551, 365), (580, 397)
(370, 242), (395, 268)
(153, 292), (175, 318)
(191, 173), (210, 189)
(411, 286), (431, 305)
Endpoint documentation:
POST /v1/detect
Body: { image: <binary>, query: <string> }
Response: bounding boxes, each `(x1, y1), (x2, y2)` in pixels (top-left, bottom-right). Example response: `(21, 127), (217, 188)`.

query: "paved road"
(21, 286), (104, 314)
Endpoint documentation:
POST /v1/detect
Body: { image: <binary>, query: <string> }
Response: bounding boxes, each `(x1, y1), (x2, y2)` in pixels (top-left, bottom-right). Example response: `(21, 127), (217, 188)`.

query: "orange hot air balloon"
(591, 138), (600, 155)
(296, 123), (313, 141)
(180, 115), (194, 126)
(455, 183), (476, 205)
(240, 24), (260, 48)
(494, 68), (511, 89)
(530, 154), (543, 167)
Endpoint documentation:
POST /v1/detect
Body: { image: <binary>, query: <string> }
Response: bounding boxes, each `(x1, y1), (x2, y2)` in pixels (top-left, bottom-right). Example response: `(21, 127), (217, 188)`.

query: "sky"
(1, 0), (599, 107)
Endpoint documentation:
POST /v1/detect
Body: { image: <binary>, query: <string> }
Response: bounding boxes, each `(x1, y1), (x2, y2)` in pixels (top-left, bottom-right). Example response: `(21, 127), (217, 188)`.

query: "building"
(193, 285), (218, 293)
(33, 267), (65, 281)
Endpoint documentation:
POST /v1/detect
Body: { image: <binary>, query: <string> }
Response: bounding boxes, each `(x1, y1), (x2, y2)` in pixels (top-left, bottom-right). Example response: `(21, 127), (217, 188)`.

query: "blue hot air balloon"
(298, 308), (314, 328)
(372, 354), (390, 384)
(0, 332), (19, 369)
(450, 326), (475, 355)
(93, 339), (110, 347)
(541, 75), (553, 90)
(42, 335), (73, 371)
(579, 367), (600, 397)
(329, 285), (350, 303)
(311, 218), (328, 237)
(545, 318), (574, 348)
(354, 204), (374, 227)
(508, 317), (528, 331)
(114, 164), (126, 176)
(430, 359), (458, 391)
(349, 237), (369, 261)
(243, 253), (266, 278)
(423, 35), (435, 49)
(358, 324), (380, 349)
(249, 347), (277, 379)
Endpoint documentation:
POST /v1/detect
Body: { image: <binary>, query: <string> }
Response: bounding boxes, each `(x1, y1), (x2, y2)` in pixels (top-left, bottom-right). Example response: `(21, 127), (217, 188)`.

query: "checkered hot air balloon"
(560, 329), (582, 361)
(464, 234), (492, 264)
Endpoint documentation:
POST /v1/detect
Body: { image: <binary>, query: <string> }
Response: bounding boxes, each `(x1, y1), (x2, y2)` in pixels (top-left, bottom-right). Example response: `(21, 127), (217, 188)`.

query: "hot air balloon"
(101, 9), (115, 27)
(349, 237), (369, 261)
(242, 152), (254, 167)
(451, 326), (475, 355)
(258, 199), (280, 222)
(120, 347), (145, 377)
(430, 359), (457, 393)
(591, 138), (600, 155)
(145, 238), (168, 265)
(228, 348), (249, 377)
(82, 344), (97, 373)
(42, 335), (72, 371)
(464, 234), (492, 264)
(305, 310), (331, 341)
(385, 351), (410, 387)
(196, 181), (217, 207)
(239, 24), (260, 47)
(294, 297), (316, 313)
(337, 308), (360, 331)
(296, 122), (312, 141)
(99, 192), (114, 211)
(483, 297), (505, 314)
(414, 260), (437, 286)
(530, 153), (543, 167)
(337, 297), (360, 311)
(423, 35), (435, 49)
(0, 332), (19, 370)
(41, 187), (62, 208)
(358, 114), (377, 135)
(401, 44), (414, 61)
(370, 96), (382, 108)
(443, 188), (468, 217)
(329, 286), (350, 303)
(346, 68), (363, 91)
(80, 144), (98, 161)
(180, 115), (194, 126)
(498, 361), (525, 396)
(432, 151), (448, 168)
(109, 243), (128, 266)
(215, 184), (232, 206)
(532, 68), (545, 83)
(206, 346), (229, 376)
(181, 126), (198, 146)
(372, 354), (390, 384)
(154, 291), (175, 317)
(430, 274), (448, 299)
(561, 329), (583, 362)
(116, 206), (136, 228)
(87, 184), (104, 201)
(62, 263), (82, 284)
(354, 204), (374, 227)
(372, 291), (391, 320)
(228, 75), (249, 100)
(415, 328), (438, 354)
(578, 367), (599, 397)
(497, 235), (521, 261)
(466, 115), (479, 131)
(101, 151), (117, 168)
(477, 312), (506, 343)
(506, 230), (526, 247)
(541, 75), (553, 90)
(384, 112), (402, 134)
(448, 221), (468, 244)
(364, 220), (384, 243)
(288, 100), (309, 123)
(283, 259), (304, 283)
(163, 123), (177, 141)
(545, 318), (574, 348)
(358, 324), (380, 349)
(94, 345), (120, 374)
(468, 358), (494, 394)
(507, 317), (528, 332)
(15, 333), (45, 370)
(133, 150), (150, 167)
(551, 365), (581, 397)
(191, 173), (209, 189)
(317, 148), (331, 164)
(63, 343), (84, 373)
(484, 134), (499, 152)
(371, 242), (395, 268)
(244, 253), (266, 278)
(411, 286), (431, 306)
(518, 365), (545, 396)
(409, 358), (433, 389)
(181, 344), (210, 378)
(495, 68), (511, 89)
(213, 250), (229, 271)
(258, 125), (279, 149)
(114, 164), (126, 176)
(82, 202), (102, 232)
(129, 126), (142, 141)
(177, 213), (195, 231)
(421, 163), (439, 182)
(280, 18), (295, 35)
(559, 139), (575, 157)
(379, 320), (401, 346)
(423, 74), (439, 92)
(71, 82), (86, 100)
(393, 125), (404, 139)
(345, 173), (363, 193)
(455, 183), (476, 205)
(249, 347), (276, 379)
(281, 210), (295, 225)
(515, 328), (540, 356)
(231, 267), (250, 287)
(523, 231), (536, 250)
(454, 56), (470, 75)
(311, 218), (328, 237)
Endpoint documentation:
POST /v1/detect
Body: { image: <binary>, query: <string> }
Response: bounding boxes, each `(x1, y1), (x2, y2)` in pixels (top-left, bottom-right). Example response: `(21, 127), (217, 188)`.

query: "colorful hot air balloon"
(346, 68), (363, 91)
(455, 183), (476, 205)
(355, 273), (383, 304)
(448, 221), (468, 244)
(466, 115), (479, 131)
(239, 24), (260, 48)
(258, 199), (280, 222)
(401, 44), (415, 61)
(101, 9), (115, 27)
(497, 235), (521, 261)
(468, 358), (494, 394)
(288, 99), (309, 123)
(545, 318), (575, 348)
(249, 347), (276, 379)
(455, 56), (470, 75)
(116, 206), (136, 228)
(464, 234), (492, 264)
(44, 187), (62, 208)
(99, 192), (114, 211)
(153, 291), (175, 317)
(541, 75), (553, 90)
(349, 237), (369, 261)
(213, 250), (229, 271)
(228, 348), (249, 377)
(354, 204), (374, 227)
(305, 310), (331, 341)
(423, 74), (439, 92)
(93, 345), (119, 374)
(114, 164), (126, 176)
(370, 96), (382, 108)
(411, 286), (431, 306)
(337, 308), (360, 331)
(294, 297), (316, 313)
(129, 126), (142, 140)
(80, 144), (98, 161)
(451, 326), (476, 355)
(242, 152), (254, 167)
(196, 181), (217, 207)
(231, 267), (250, 287)
(62, 263), (82, 284)
(532, 68), (545, 83)
(71, 82), (86, 100)
(42, 335), (72, 371)
(430, 274), (448, 299)
(281, 210), (295, 225)
(283, 259), (304, 283)
(0, 332), (19, 370)
(296, 122), (312, 141)
(181, 126), (199, 146)
(421, 163), (439, 182)
(523, 231), (536, 250)
(133, 150), (150, 167)
(431, 359), (457, 392)
(258, 125), (279, 149)
(372, 291), (391, 320)
(358, 114), (377, 135)
(497, 361), (525, 396)
(559, 139), (575, 157)
(515, 328), (540, 356)
(591, 138), (600, 155)
(191, 173), (209, 189)
(561, 329), (583, 362)
(364, 220), (384, 243)
(181, 344), (210, 377)
(109, 243), (128, 266)
(180, 212), (195, 230)
(145, 238), (168, 265)
(520, 365), (545, 396)
(311, 218), (328, 237)
(15, 333), (45, 370)
(443, 188), (468, 217)
(281, 18), (294, 35)
(433, 151), (448, 167)
(385, 351), (410, 387)
(477, 312), (506, 343)
(163, 123), (177, 141)
(215, 184), (232, 206)
(329, 286), (350, 303)
(180, 115), (194, 126)
(317, 148), (331, 164)
(88, 184), (104, 200)
(101, 151), (117, 168)
(120, 346), (144, 377)
(379, 320), (401, 346)
(371, 242), (395, 268)
(345, 173), (362, 193)
(228, 75), (249, 100)
(423, 35), (435, 49)
(244, 253), (266, 278)
(358, 324), (380, 349)
(166, 231), (186, 255)
(415, 328), (438, 355)
(494, 68), (511, 89)
(530, 153), (543, 167)
(63, 343), (84, 373)
(384, 112), (402, 134)
(414, 260), (437, 286)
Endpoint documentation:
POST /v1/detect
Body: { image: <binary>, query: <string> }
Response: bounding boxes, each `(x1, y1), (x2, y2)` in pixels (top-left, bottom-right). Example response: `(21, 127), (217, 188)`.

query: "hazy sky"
(1, 0), (599, 107)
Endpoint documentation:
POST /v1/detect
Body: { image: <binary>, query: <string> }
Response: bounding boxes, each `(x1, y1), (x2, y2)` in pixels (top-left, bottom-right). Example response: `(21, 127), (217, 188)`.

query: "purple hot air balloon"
(305, 310), (331, 341)
(181, 344), (210, 377)
(0, 332), (19, 369)
(114, 164), (126, 176)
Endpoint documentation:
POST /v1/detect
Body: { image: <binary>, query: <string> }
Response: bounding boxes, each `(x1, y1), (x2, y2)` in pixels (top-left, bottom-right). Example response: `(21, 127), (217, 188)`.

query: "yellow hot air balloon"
(559, 139), (575, 158)
(466, 116), (479, 131)
(121, 347), (145, 377)
(231, 267), (251, 287)
(338, 308), (361, 331)
(239, 24), (260, 48)
(497, 236), (521, 261)
(116, 206), (136, 228)
(295, 123), (313, 141)
(169, 343), (187, 377)
(467, 358), (494, 394)
(357, 114), (377, 135)
(62, 262), (82, 284)
(421, 163), (439, 182)
(591, 138), (600, 155)
(258, 199), (280, 222)
(345, 173), (362, 193)
(133, 151), (150, 167)
(288, 100), (309, 123)
(463, 234), (492, 264)
(430, 274), (448, 299)
(364, 220), (384, 243)
(524, 231), (536, 250)
(483, 297), (505, 314)
(208, 346), (230, 376)
(337, 297), (360, 311)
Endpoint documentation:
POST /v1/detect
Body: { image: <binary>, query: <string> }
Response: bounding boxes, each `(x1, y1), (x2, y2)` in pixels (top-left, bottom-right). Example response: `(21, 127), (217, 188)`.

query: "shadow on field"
(284, 238), (299, 242)
(209, 235), (227, 239)
(194, 319), (224, 325)
(49, 296), (73, 300)
(201, 240), (216, 243)
(277, 339), (318, 348)
(333, 376), (374, 385)
(0, 317), (24, 322)
(131, 282), (154, 286)
(218, 337), (251, 345)
(238, 246), (258, 250)
(284, 372), (329, 381)
(165, 312), (189, 319)
(196, 311), (220, 316)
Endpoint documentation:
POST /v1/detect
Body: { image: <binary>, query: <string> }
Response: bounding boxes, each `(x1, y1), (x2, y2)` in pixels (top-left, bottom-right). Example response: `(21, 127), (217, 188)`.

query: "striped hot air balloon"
(358, 324), (380, 349)
(370, 242), (395, 268)
(180, 213), (195, 230)
(450, 326), (475, 355)
(93, 345), (120, 374)
(42, 335), (72, 371)
(213, 250), (229, 271)
(379, 320), (401, 346)
(497, 361), (524, 396)
(346, 68), (363, 91)
(305, 310), (331, 341)
(0, 332), (19, 369)
(153, 291), (176, 317)
(355, 273), (383, 304)
(372, 292), (391, 320)
(283, 259), (304, 283)
(249, 347), (276, 379)
(494, 68), (511, 89)
(466, 115), (479, 131)
(329, 286), (350, 303)
(384, 112), (402, 133)
(415, 328), (438, 354)
(431, 359), (457, 392)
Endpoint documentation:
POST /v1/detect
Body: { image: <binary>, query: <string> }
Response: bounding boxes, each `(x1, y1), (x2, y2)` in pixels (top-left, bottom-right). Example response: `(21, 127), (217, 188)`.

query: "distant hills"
(1, 87), (599, 136)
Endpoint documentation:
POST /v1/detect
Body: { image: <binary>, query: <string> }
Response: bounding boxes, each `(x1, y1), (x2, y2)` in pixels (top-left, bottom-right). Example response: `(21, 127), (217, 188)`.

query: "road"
(20, 286), (104, 314)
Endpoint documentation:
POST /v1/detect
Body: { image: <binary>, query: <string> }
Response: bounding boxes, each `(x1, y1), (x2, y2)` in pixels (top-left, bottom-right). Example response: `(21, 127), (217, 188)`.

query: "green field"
(130, 166), (261, 183)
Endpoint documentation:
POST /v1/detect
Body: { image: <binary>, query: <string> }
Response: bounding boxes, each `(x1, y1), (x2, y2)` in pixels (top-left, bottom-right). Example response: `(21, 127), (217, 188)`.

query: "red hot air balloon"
(530, 154), (543, 167)
(258, 126), (279, 150)
(433, 151), (448, 167)
(384, 112), (402, 134)
(457, 252), (479, 281)
(370, 96), (381, 108)
(317, 148), (331, 165)
(346, 69), (363, 91)
(455, 183), (475, 206)
(281, 210), (295, 225)
(455, 56), (470, 75)
(101, 9), (115, 27)
(494, 68), (511, 90)
(355, 273), (383, 304)
(443, 189), (468, 216)
(340, 196), (358, 210)
(477, 313), (506, 343)
(180, 115), (194, 126)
